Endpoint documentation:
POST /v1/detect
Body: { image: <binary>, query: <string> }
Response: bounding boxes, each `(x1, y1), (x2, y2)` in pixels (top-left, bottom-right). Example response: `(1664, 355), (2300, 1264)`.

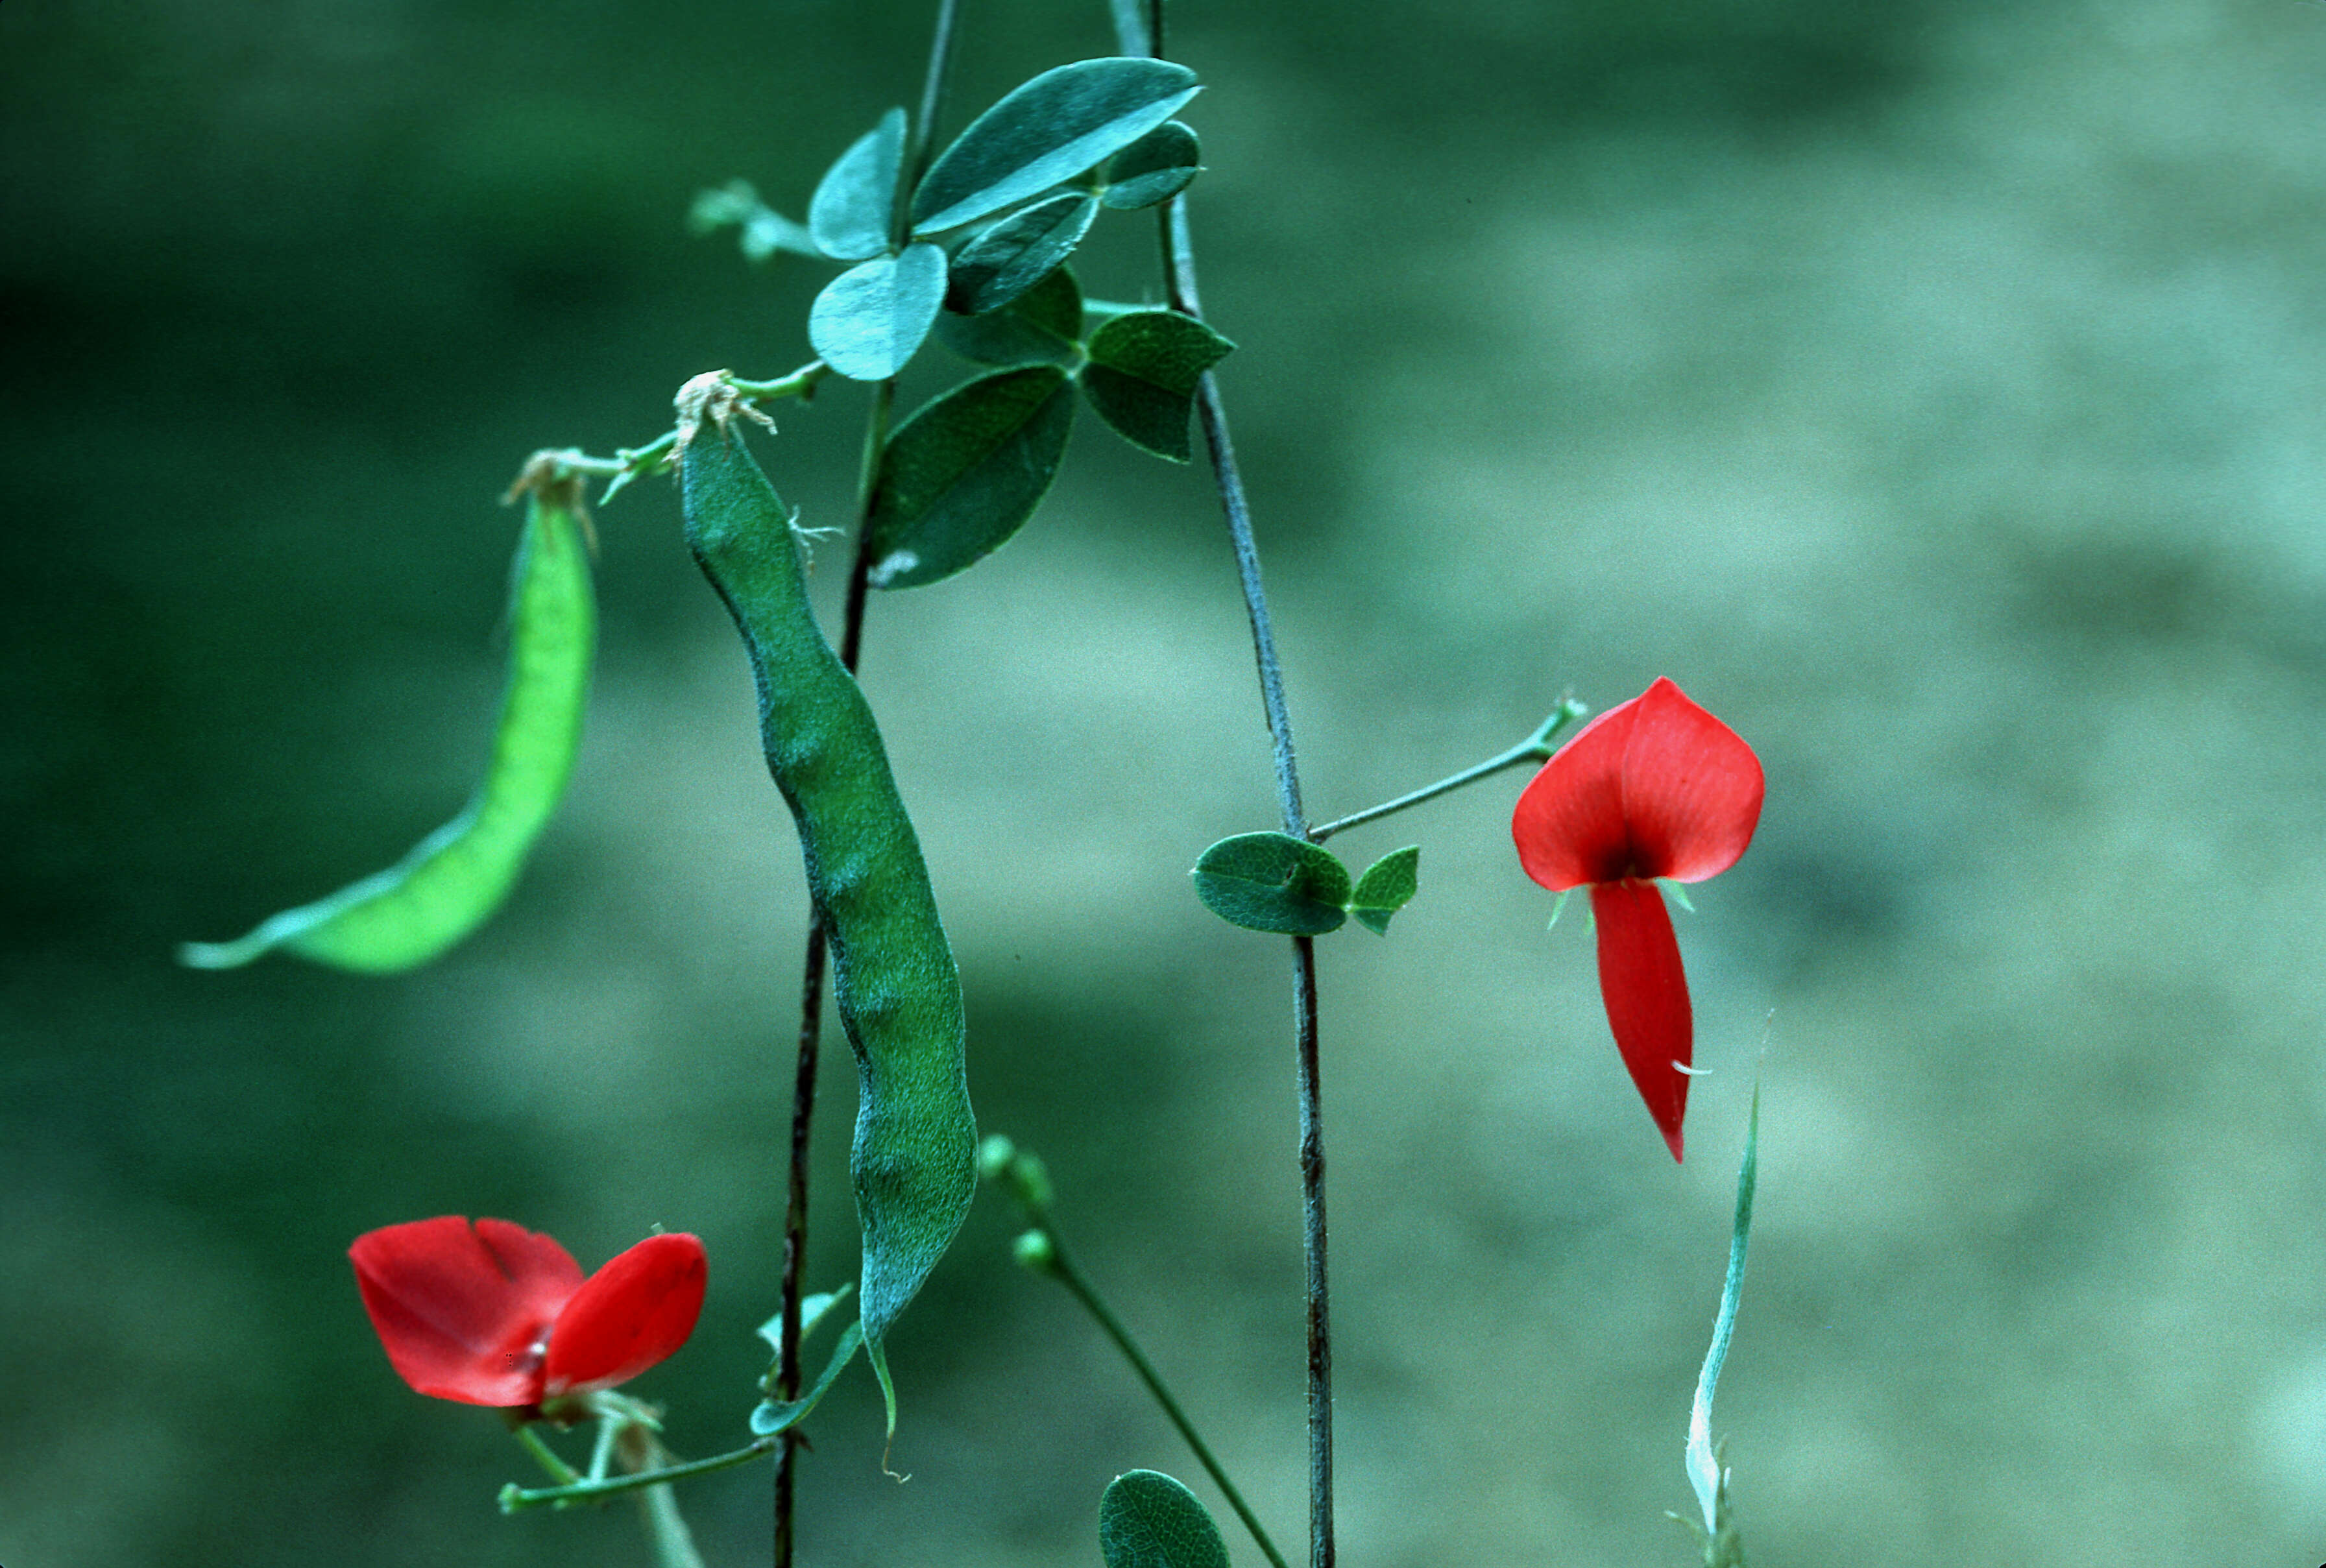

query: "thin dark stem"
(910, 0), (963, 188)
(1111, 9), (1333, 1564)
(1178, 145), (1338, 1568)
(1289, 934), (1329, 1568)
(1187, 322), (1307, 834)
(771, 920), (825, 1568)
(771, 396), (883, 1567)
(772, 6), (962, 1562)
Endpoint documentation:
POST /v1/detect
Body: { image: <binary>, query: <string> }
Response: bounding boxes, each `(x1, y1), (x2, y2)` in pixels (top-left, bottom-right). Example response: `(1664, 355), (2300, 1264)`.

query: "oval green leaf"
(1101, 120), (1200, 210)
(865, 365), (1075, 589)
(809, 242), (947, 381)
(1347, 845), (1420, 935)
(1191, 832), (1350, 937)
(682, 410), (976, 1438)
(180, 474), (595, 973)
(937, 264), (1084, 367)
(1098, 1471), (1230, 1568)
(1080, 309), (1235, 462)
(911, 58), (1198, 235)
(945, 192), (1099, 316)
(809, 108), (906, 261)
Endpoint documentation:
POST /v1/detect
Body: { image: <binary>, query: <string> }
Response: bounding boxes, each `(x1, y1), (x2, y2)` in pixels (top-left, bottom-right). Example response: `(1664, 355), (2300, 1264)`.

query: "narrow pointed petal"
(350, 1217), (583, 1405)
(1616, 678), (1763, 884)
(542, 1232), (709, 1395)
(1588, 880), (1692, 1161)
(1512, 698), (1643, 890)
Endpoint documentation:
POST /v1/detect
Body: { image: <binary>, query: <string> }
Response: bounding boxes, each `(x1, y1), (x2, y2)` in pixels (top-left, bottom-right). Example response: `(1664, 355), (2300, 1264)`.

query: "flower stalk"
(1309, 701), (1587, 842)
(500, 1436), (781, 1512)
(986, 1138), (1290, 1568)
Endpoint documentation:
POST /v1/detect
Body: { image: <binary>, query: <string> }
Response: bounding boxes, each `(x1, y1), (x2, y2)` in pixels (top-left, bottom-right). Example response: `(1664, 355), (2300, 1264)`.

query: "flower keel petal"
(1588, 880), (1692, 1161)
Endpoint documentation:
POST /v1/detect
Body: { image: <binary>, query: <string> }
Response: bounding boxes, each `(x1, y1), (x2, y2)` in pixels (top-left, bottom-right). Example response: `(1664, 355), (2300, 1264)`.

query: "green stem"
(512, 1423), (583, 1486)
(729, 363), (831, 401)
(524, 363), (830, 505)
(1307, 700), (1586, 842)
(621, 1423), (711, 1568)
(640, 1482), (708, 1568)
(501, 1438), (779, 1512)
(1037, 1233), (1292, 1568)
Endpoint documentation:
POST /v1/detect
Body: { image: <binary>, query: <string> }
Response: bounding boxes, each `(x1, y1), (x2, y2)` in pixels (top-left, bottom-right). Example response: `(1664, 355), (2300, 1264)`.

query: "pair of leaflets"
(1192, 835), (1422, 938)
(865, 266), (1233, 590)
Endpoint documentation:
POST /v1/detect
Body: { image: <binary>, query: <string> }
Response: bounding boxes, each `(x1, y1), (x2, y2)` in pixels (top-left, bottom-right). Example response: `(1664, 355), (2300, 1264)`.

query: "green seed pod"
(181, 463), (596, 973)
(677, 385), (975, 1436)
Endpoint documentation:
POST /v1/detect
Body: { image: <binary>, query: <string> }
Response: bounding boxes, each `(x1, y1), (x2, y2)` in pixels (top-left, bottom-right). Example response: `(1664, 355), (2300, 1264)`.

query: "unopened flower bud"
(1012, 1229), (1057, 1273)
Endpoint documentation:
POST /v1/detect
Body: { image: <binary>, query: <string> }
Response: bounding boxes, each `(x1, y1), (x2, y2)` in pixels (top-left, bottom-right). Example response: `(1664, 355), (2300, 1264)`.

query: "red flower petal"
(1612, 678), (1763, 884)
(350, 1216), (584, 1406)
(542, 1232), (708, 1397)
(1511, 697), (1642, 890)
(1588, 880), (1692, 1161)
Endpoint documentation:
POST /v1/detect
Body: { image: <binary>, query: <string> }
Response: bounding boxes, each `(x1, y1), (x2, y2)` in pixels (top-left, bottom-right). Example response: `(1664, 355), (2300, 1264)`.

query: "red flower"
(350, 1216), (707, 1408)
(1511, 677), (1763, 1161)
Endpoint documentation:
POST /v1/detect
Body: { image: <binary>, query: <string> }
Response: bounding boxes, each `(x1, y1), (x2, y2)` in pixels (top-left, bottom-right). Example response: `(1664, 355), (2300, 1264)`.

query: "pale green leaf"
(690, 180), (821, 261)
(751, 1320), (864, 1436)
(912, 58), (1198, 235)
(809, 243), (947, 381)
(1347, 845), (1420, 935)
(1191, 832), (1350, 936)
(809, 108), (906, 261)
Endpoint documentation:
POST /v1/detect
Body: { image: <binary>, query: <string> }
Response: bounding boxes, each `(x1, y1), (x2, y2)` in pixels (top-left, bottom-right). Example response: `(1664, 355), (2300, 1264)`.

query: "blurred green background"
(7, 0), (2326, 1563)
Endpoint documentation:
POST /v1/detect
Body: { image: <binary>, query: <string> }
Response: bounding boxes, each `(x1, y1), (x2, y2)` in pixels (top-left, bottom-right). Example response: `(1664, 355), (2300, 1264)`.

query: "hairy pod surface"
(679, 415), (976, 1429)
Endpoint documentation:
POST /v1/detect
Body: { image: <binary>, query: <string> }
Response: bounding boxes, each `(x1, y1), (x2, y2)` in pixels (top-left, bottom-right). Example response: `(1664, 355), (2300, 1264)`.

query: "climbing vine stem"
(1111, 3), (1333, 1563)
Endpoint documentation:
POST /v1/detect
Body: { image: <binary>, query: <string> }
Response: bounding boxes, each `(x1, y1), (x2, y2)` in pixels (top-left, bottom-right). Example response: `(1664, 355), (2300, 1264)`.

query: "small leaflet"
(1191, 831), (1351, 936)
(945, 192), (1099, 316)
(1080, 308), (1234, 462)
(1098, 1470), (1230, 1568)
(810, 243), (948, 381)
(808, 108), (908, 261)
(1347, 845), (1421, 935)
(864, 365), (1076, 588)
(1101, 120), (1201, 210)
